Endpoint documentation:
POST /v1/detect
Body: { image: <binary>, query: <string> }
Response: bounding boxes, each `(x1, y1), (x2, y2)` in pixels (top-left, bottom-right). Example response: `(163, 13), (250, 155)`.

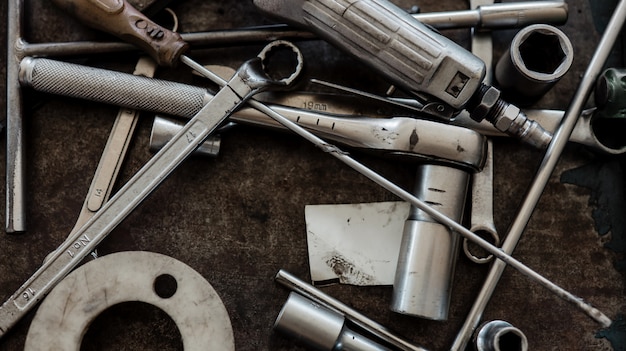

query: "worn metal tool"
(275, 292), (393, 351)
(7, 0), (26, 233)
(473, 320), (528, 351)
(150, 116), (221, 157)
(153, 113), (487, 170)
(0, 41), (304, 337)
(48, 0), (188, 67)
(495, 24), (574, 103)
(450, 0), (626, 349)
(275, 270), (428, 351)
(263, 86), (626, 155)
(418, 1), (568, 30)
(253, 0), (552, 149)
(465, 140), (500, 264)
(44, 56), (159, 264)
(391, 164), (472, 320)
(466, 0), (499, 264)
(24, 251), (235, 350)
(18, 58), (484, 170)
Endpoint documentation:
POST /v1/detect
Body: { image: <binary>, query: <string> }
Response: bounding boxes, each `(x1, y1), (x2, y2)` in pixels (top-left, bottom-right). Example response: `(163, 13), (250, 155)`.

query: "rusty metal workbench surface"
(0, 0), (625, 350)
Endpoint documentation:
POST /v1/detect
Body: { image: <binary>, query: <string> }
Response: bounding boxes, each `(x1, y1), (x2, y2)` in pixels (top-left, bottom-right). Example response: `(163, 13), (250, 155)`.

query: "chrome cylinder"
(391, 164), (470, 320)
(495, 24), (573, 102)
(474, 320), (528, 351)
(150, 116), (221, 157)
(274, 292), (391, 351)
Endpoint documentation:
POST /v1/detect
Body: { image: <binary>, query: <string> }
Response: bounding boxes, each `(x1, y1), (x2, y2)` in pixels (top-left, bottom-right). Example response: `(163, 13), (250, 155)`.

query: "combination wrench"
(466, 0), (499, 264)
(0, 40), (303, 336)
(43, 56), (158, 263)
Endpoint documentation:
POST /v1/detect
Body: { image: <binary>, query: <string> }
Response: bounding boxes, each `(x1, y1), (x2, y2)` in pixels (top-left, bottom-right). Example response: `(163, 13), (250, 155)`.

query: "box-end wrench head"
(0, 40), (303, 337)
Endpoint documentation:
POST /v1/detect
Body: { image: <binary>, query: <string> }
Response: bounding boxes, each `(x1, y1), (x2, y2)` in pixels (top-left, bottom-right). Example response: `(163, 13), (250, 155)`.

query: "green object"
(595, 68), (626, 118)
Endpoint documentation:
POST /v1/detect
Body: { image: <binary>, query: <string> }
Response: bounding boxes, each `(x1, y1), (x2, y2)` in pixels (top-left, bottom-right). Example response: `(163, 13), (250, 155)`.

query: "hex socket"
(474, 320), (528, 351)
(495, 24), (573, 102)
(274, 292), (392, 351)
(391, 164), (470, 320)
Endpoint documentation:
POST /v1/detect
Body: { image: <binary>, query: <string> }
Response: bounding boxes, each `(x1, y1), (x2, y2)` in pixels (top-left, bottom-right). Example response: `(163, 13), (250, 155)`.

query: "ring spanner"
(0, 40), (303, 337)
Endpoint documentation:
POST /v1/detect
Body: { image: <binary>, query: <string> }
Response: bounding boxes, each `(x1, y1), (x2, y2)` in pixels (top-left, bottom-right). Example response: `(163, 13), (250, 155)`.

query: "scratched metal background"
(0, 0), (624, 350)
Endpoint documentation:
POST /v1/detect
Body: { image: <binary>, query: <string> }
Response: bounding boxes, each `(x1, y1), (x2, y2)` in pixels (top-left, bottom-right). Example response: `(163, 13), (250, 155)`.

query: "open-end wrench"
(466, 0), (500, 264)
(44, 56), (158, 263)
(0, 40), (303, 337)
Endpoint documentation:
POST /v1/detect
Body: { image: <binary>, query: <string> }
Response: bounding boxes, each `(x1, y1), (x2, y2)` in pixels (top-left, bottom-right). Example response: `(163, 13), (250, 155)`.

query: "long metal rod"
(6, 0), (26, 233)
(187, 59), (613, 329)
(275, 269), (428, 351)
(20, 25), (314, 57)
(17, 1), (567, 58)
(450, 2), (626, 350)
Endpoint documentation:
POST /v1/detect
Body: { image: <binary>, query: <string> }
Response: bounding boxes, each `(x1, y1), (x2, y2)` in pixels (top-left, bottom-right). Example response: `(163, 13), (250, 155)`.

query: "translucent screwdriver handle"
(19, 57), (208, 118)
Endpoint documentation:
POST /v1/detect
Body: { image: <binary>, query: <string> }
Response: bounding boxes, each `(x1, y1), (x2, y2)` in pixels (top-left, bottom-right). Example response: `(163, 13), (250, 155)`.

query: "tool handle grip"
(19, 57), (207, 118)
(49, 0), (188, 66)
(253, 0), (485, 109)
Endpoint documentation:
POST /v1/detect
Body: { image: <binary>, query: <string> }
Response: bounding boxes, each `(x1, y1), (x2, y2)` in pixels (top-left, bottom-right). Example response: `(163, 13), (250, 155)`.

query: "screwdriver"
(48, 0), (188, 67)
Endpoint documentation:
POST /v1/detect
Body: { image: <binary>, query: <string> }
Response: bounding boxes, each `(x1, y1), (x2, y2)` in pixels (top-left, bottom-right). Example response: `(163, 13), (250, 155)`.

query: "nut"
(470, 86), (500, 122)
(494, 104), (521, 132)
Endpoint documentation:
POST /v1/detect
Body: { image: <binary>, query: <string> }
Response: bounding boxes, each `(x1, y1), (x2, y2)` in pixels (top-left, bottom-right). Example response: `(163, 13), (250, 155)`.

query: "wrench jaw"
(231, 40), (304, 97)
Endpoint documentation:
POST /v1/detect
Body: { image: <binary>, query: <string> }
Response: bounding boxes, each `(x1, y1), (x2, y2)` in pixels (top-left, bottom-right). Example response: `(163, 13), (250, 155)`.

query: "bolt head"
(494, 104), (521, 131)
(471, 86), (500, 122)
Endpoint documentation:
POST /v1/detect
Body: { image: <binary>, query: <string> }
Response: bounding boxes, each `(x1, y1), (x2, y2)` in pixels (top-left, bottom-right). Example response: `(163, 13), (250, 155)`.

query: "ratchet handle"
(253, 0), (485, 109)
(49, 0), (188, 66)
(19, 57), (208, 118)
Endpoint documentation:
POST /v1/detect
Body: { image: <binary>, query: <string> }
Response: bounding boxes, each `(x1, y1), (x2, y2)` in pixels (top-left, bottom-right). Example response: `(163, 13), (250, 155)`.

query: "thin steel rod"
(450, 1), (626, 350)
(185, 58), (612, 329)
(18, 1), (568, 57)
(20, 25), (315, 58)
(275, 269), (428, 351)
(6, 0), (26, 233)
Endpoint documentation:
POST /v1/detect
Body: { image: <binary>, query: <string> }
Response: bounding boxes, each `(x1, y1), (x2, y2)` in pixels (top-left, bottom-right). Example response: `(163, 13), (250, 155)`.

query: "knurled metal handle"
(19, 57), (208, 118)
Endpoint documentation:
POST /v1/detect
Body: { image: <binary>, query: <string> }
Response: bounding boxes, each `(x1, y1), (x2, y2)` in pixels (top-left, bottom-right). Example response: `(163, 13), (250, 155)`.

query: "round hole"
(464, 229), (500, 264)
(259, 41), (303, 84)
(154, 274), (178, 299)
(496, 330), (525, 351)
(81, 301), (183, 351)
(519, 31), (566, 74)
(592, 117), (626, 150)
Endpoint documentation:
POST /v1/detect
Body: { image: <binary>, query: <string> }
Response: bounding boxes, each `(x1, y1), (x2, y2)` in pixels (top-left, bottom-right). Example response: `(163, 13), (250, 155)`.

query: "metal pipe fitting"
(474, 320), (528, 351)
(150, 116), (221, 157)
(391, 164), (471, 320)
(421, 1), (568, 30)
(495, 24), (573, 102)
(274, 292), (392, 351)
(275, 270), (428, 351)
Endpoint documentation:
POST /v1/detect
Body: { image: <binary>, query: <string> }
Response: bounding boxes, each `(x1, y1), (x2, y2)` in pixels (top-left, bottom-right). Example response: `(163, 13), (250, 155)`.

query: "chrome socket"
(274, 292), (392, 351)
(391, 164), (470, 320)
(495, 24), (573, 103)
